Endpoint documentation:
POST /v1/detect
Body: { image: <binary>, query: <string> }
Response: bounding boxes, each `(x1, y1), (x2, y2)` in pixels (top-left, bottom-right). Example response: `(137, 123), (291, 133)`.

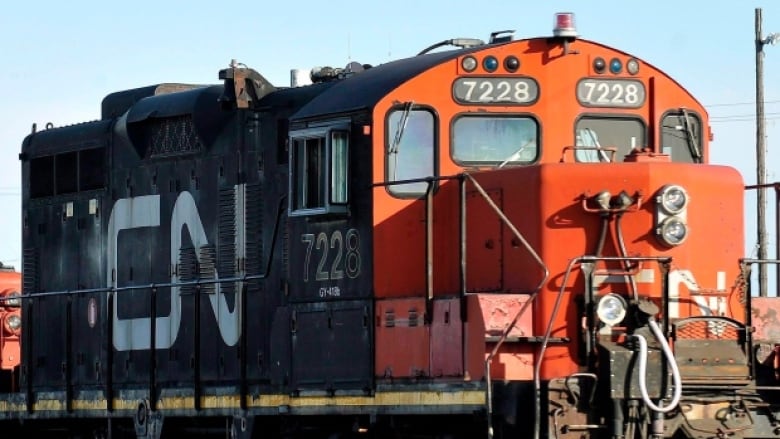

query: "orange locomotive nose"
(0, 268), (21, 384)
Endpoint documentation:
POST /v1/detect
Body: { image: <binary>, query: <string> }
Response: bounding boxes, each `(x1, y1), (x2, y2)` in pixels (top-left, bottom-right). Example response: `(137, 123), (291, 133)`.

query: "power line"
(707, 99), (780, 107)
(711, 111), (780, 120)
(711, 117), (780, 124)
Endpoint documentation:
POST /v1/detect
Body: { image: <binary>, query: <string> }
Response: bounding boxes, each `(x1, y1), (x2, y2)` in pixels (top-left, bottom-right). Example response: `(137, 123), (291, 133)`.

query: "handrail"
(739, 258), (780, 379)
(20, 196), (288, 302)
(380, 172), (551, 439)
(463, 173), (549, 294)
(22, 195), (287, 413)
(533, 255), (672, 439)
(461, 173), (550, 439)
(376, 172), (550, 438)
(744, 182), (780, 297)
(558, 145), (618, 163)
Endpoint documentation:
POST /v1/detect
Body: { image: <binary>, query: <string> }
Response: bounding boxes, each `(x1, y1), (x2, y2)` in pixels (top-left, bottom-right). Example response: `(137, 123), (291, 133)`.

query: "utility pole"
(756, 9), (780, 296)
(756, 7), (768, 297)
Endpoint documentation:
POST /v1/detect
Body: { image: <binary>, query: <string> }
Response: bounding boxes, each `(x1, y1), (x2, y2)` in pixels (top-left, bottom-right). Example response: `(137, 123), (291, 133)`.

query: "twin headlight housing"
(595, 185), (689, 327)
(655, 184), (689, 247)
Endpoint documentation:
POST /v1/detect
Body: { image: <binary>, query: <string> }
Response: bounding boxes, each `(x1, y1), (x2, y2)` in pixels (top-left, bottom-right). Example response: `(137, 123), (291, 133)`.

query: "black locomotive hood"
(291, 48), (473, 121)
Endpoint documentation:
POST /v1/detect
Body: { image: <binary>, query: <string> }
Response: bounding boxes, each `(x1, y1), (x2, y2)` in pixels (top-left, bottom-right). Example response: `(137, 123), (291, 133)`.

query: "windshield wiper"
(388, 101), (414, 181)
(498, 138), (535, 168)
(388, 101), (414, 155)
(584, 128), (611, 163)
(680, 108), (702, 163)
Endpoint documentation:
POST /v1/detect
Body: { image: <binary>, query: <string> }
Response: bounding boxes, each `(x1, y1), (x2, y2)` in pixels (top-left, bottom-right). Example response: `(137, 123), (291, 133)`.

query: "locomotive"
(8, 11), (780, 439)
(0, 266), (21, 389)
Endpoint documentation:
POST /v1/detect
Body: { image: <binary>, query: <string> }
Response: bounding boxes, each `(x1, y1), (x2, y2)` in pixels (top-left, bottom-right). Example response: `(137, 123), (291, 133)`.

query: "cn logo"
(668, 269), (727, 319)
(107, 187), (245, 351)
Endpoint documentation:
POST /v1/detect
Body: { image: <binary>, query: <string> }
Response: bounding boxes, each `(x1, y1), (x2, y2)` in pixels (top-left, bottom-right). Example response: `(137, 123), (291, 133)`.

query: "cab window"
(290, 127), (349, 216)
(575, 117), (645, 162)
(661, 112), (702, 163)
(452, 115), (538, 166)
(386, 107), (436, 198)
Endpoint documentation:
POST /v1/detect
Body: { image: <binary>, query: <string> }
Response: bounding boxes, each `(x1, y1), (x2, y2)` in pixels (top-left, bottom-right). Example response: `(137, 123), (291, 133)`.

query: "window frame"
(288, 124), (350, 217)
(384, 105), (438, 199)
(659, 110), (703, 163)
(29, 147), (107, 199)
(572, 114), (647, 163)
(450, 113), (541, 167)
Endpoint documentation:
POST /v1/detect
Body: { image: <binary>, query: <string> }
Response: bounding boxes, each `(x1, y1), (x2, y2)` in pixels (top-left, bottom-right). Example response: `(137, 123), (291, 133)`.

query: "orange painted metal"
(374, 298), (430, 378)
(753, 297), (780, 343)
(464, 294), (534, 381)
(0, 269), (21, 374)
(371, 36), (720, 382)
(430, 298), (463, 378)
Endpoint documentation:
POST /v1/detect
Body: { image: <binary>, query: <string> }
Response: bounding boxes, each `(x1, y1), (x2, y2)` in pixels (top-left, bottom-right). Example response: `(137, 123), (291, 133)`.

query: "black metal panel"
(163, 245), (196, 385)
(244, 182), (267, 382)
(198, 244), (219, 382)
(286, 127), (374, 303)
(19, 67), (343, 406)
(287, 221), (374, 302)
(217, 187), (240, 382)
(597, 341), (666, 399)
(291, 300), (372, 391)
(101, 84), (206, 120)
(26, 200), (77, 390)
(73, 197), (105, 387)
(21, 119), (112, 158)
(270, 307), (291, 387)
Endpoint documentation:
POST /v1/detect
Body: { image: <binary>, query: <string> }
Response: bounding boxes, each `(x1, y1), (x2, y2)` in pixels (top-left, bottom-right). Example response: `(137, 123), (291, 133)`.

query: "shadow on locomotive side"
(8, 11), (780, 439)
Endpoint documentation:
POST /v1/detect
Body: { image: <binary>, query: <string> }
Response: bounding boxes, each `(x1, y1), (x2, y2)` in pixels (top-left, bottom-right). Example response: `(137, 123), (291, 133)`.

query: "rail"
(375, 173), (549, 439)
(739, 258), (780, 380)
(373, 174), (459, 321)
(461, 173), (549, 439)
(744, 182), (780, 297)
(532, 255), (672, 439)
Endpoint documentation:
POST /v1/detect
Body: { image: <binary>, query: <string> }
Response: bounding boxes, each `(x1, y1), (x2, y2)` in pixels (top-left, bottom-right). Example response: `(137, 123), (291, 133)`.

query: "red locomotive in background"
(1, 11), (779, 439)
(0, 266), (20, 384)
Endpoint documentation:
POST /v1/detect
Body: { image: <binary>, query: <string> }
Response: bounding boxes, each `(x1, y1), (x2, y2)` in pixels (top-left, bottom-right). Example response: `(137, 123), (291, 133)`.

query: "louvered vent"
(245, 183), (263, 277)
(218, 187), (236, 296)
(178, 246), (197, 295)
(22, 247), (38, 294)
(198, 245), (217, 294)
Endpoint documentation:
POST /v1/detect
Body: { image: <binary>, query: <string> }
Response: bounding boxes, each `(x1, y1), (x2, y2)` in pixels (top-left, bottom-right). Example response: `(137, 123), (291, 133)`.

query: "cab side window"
(290, 127), (349, 216)
(661, 112), (702, 163)
(386, 107), (436, 198)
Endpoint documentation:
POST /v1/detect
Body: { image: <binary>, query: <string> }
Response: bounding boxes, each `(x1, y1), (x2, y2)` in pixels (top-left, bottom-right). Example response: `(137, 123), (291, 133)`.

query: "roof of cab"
(290, 48), (472, 121)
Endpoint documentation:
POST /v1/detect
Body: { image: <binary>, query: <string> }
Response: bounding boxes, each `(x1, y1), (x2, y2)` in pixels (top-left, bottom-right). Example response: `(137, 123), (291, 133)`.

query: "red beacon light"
(553, 12), (578, 38)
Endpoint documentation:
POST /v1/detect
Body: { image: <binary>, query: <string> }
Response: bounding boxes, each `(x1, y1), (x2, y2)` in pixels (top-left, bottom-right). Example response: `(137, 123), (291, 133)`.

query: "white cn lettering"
(668, 269), (727, 319)
(108, 188), (244, 352)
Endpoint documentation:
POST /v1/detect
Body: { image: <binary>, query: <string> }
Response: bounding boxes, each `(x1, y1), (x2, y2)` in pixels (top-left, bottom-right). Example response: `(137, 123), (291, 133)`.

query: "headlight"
(461, 56), (477, 72)
(4, 313), (20, 334)
(657, 217), (689, 246)
(5, 292), (20, 308)
(596, 293), (627, 326)
(657, 185), (688, 214)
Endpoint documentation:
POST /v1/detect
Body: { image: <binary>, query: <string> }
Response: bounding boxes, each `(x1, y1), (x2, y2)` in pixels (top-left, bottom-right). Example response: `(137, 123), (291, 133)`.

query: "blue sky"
(0, 1), (778, 276)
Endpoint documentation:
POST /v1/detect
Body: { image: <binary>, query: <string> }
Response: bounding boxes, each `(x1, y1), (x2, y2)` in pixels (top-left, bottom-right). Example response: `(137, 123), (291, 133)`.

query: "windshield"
(452, 115), (538, 166)
(575, 117), (645, 162)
